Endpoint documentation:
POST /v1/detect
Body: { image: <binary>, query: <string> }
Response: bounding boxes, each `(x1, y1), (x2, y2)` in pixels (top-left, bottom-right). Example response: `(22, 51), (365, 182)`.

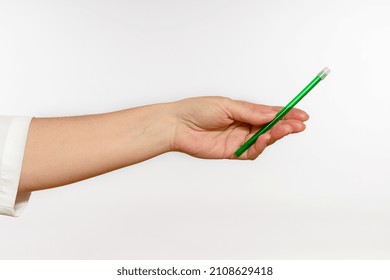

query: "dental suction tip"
(318, 67), (331, 80)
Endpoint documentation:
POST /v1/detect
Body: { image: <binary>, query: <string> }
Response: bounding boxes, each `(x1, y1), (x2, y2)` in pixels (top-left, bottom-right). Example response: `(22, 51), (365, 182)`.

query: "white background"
(0, 0), (389, 259)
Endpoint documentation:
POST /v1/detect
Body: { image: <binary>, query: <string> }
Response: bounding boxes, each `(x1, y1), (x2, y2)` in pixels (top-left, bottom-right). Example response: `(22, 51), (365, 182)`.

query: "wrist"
(153, 101), (179, 154)
(128, 101), (179, 156)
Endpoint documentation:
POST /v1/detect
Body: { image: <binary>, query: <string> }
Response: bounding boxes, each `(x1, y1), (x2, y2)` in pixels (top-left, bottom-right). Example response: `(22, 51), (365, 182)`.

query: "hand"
(171, 96), (309, 160)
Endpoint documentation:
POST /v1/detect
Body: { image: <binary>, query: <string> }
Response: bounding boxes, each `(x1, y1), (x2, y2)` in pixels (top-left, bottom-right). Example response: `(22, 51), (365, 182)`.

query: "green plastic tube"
(234, 67), (330, 158)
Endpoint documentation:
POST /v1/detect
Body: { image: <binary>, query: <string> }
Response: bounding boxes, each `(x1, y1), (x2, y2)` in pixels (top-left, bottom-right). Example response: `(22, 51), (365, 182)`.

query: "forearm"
(18, 102), (177, 192)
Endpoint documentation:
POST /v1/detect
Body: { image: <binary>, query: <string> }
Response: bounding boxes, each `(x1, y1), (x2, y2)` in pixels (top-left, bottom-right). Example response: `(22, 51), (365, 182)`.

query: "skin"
(18, 96), (309, 193)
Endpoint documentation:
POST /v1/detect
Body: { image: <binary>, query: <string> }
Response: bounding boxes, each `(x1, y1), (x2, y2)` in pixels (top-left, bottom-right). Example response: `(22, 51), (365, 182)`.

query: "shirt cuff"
(0, 116), (33, 217)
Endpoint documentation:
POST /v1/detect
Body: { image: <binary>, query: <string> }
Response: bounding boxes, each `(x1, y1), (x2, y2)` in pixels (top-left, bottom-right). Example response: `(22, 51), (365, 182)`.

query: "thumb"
(226, 99), (278, 126)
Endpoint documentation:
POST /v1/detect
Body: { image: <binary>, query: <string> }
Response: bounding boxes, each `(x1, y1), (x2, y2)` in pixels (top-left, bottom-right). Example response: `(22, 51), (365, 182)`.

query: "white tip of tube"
(318, 67), (331, 80)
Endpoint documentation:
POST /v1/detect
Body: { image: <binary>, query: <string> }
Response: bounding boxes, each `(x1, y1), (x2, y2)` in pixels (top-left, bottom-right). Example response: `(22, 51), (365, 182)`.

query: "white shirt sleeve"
(0, 116), (33, 217)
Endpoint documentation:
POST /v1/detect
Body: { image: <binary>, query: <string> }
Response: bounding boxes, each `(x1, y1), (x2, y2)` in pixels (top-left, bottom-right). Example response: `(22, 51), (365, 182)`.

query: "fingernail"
(286, 126), (294, 134)
(265, 112), (276, 117)
(281, 125), (293, 134)
(301, 112), (310, 121)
